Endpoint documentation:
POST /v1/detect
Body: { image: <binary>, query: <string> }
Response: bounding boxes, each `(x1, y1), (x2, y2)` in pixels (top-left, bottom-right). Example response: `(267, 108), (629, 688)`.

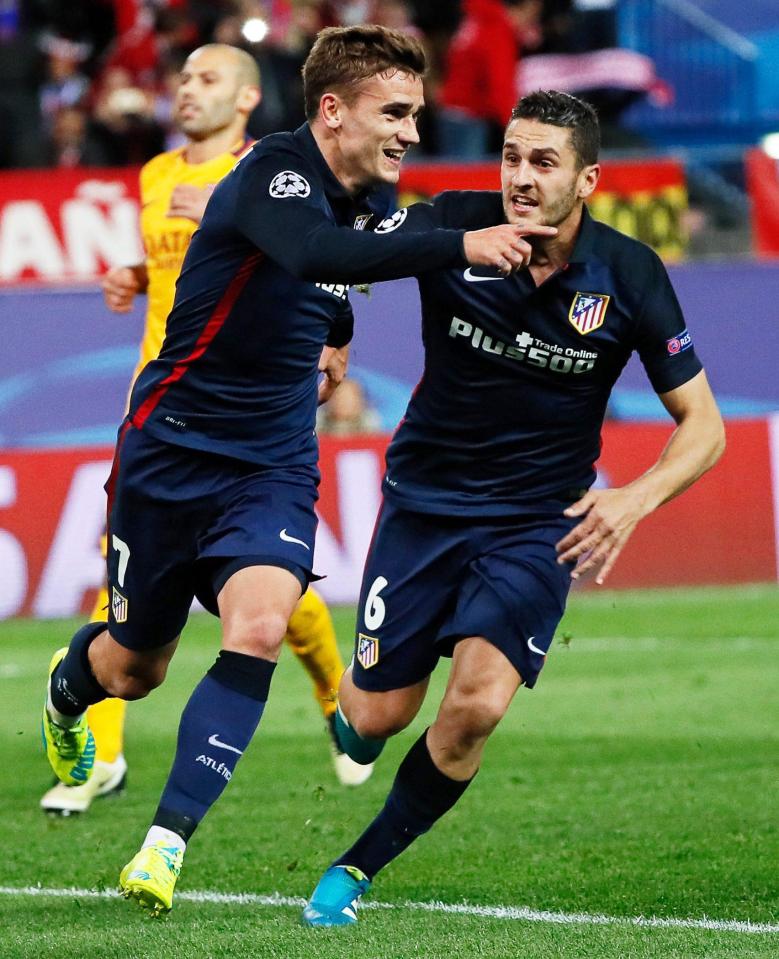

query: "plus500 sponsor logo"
(448, 317), (596, 374)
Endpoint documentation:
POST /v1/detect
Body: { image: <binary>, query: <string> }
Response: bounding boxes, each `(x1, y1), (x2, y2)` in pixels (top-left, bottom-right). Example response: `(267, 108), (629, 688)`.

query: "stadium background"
(2, 1), (779, 616)
(1, 4), (779, 956)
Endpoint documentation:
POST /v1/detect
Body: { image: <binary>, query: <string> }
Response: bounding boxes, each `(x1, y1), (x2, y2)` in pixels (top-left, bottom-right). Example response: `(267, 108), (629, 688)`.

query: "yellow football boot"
(42, 648), (96, 786)
(119, 841), (184, 916)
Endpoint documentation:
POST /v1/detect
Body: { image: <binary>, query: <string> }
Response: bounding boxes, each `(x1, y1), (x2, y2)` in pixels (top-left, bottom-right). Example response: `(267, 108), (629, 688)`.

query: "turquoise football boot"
(301, 865), (371, 927)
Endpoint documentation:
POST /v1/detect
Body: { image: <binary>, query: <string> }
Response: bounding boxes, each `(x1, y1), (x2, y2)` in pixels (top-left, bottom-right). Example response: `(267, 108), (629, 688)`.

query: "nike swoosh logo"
(279, 528), (310, 550)
(207, 734), (243, 755)
(463, 267), (505, 283)
(527, 635), (546, 656)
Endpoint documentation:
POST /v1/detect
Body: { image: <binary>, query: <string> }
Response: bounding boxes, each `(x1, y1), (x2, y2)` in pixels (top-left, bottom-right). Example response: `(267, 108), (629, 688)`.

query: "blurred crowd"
(0, 0), (642, 169)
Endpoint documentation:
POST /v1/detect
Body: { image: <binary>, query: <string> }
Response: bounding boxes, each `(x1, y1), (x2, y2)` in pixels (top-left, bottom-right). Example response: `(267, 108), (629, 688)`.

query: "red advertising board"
(0, 156), (687, 286)
(0, 422), (775, 621)
(0, 167), (142, 284)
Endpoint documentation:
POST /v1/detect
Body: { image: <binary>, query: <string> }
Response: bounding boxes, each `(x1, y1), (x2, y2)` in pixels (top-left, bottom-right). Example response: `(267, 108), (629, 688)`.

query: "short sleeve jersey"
(136, 140), (252, 377)
(382, 191), (704, 516)
(128, 124), (467, 468)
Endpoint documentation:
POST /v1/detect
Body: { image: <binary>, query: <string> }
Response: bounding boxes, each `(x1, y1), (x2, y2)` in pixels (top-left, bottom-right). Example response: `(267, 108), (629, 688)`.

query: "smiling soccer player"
(40, 25), (542, 915)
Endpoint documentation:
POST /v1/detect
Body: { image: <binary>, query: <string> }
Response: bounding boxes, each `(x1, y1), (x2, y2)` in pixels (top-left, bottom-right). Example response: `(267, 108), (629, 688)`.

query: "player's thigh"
(197, 465), (319, 617)
(105, 425), (204, 651)
(217, 564), (303, 661)
(351, 501), (469, 694)
(339, 662), (429, 738)
(444, 513), (576, 690)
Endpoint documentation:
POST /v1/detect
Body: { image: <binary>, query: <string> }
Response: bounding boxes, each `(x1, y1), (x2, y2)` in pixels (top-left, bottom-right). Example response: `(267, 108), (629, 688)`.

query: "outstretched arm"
(233, 155), (555, 284)
(555, 370), (725, 584)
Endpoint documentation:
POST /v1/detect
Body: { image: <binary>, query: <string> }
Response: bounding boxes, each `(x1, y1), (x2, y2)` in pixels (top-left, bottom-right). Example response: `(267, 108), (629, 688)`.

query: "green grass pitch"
(1, 584), (778, 958)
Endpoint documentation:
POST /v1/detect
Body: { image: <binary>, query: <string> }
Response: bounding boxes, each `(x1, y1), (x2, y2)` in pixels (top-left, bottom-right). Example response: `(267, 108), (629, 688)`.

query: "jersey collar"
(567, 205), (597, 263)
(293, 123), (355, 201)
(293, 122), (395, 219)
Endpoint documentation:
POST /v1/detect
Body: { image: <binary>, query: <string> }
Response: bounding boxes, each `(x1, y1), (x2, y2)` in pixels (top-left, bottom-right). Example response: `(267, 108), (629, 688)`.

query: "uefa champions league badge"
(268, 170), (311, 198)
(357, 634), (379, 669)
(375, 208), (408, 233)
(568, 291), (610, 335)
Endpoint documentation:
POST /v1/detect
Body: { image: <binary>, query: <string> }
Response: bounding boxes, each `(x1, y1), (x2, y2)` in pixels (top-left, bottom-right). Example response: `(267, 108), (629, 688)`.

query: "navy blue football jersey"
(382, 191), (704, 516)
(128, 124), (467, 466)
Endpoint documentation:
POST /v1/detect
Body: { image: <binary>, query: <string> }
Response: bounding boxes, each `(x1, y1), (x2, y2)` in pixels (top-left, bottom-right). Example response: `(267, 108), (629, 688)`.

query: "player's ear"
(237, 85), (261, 114)
(577, 163), (600, 200)
(319, 92), (343, 130)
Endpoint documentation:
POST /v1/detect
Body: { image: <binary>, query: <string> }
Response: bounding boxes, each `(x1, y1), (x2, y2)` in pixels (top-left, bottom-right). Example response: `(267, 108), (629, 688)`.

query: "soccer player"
(40, 25), (542, 915)
(39, 44), (369, 817)
(301, 90), (726, 926)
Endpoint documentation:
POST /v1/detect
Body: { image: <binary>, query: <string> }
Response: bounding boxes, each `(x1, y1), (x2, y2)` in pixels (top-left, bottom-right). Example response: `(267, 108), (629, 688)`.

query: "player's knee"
(440, 686), (508, 742)
(225, 610), (288, 659)
(105, 669), (161, 701)
(349, 704), (412, 740)
(284, 630), (313, 656)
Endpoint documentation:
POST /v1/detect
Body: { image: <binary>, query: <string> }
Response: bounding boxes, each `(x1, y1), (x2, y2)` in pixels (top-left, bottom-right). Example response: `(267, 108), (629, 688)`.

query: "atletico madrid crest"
(568, 291), (610, 335)
(112, 587), (128, 624)
(357, 633), (379, 669)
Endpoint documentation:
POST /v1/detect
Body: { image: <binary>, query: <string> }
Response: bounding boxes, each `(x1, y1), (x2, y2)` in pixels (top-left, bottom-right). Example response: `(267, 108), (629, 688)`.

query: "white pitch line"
(0, 885), (776, 935)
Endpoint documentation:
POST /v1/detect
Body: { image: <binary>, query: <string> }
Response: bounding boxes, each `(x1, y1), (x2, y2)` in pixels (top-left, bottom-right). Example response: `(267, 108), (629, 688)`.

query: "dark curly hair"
(510, 90), (600, 167)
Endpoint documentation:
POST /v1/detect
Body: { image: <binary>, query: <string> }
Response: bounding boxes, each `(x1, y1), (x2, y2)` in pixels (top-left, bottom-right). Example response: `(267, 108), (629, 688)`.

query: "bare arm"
(556, 370), (726, 584)
(102, 263), (149, 314)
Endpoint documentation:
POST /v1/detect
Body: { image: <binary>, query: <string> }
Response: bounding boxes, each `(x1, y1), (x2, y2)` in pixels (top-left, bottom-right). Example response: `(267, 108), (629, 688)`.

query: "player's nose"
(397, 115), (420, 145)
(510, 159), (533, 185)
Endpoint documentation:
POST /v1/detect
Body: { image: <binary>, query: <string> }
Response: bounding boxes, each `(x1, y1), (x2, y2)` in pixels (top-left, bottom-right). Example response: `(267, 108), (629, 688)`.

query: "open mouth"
(511, 195), (539, 215)
(383, 148), (405, 167)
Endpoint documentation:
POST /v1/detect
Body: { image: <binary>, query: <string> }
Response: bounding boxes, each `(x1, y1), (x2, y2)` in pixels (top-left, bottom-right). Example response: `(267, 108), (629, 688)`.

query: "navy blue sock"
(49, 622), (109, 716)
(153, 650), (276, 842)
(334, 729), (475, 880)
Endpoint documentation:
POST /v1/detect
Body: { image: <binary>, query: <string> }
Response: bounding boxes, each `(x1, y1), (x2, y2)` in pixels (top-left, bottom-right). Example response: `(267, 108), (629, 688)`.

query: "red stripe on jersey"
(105, 418), (133, 527)
(131, 251), (263, 429)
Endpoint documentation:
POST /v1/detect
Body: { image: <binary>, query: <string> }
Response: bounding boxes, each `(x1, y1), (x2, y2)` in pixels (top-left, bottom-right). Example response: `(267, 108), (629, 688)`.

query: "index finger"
(513, 223), (558, 238)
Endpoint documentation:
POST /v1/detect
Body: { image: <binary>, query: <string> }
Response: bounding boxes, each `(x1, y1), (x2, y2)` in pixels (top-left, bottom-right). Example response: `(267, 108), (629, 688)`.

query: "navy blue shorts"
(351, 499), (577, 691)
(104, 422), (319, 650)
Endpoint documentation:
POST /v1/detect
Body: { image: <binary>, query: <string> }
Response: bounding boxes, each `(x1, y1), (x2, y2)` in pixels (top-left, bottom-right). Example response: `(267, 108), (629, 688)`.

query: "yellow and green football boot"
(119, 841), (184, 916)
(41, 648), (96, 787)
